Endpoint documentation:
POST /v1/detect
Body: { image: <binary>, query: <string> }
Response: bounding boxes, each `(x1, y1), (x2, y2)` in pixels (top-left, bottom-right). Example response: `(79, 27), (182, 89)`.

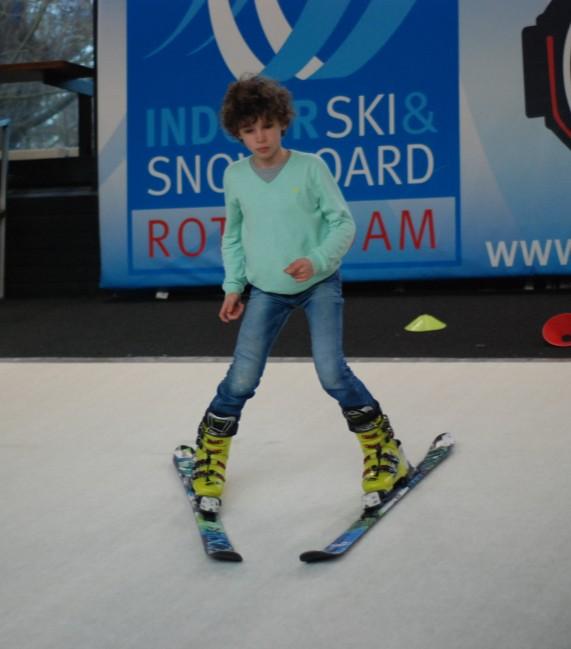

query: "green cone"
(405, 314), (447, 332)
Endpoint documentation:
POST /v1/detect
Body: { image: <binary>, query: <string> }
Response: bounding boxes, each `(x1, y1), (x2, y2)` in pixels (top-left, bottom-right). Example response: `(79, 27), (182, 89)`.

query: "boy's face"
(237, 116), (285, 167)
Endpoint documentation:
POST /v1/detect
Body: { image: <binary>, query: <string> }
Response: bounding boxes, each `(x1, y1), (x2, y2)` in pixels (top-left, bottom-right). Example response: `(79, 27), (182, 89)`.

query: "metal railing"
(0, 118), (10, 299)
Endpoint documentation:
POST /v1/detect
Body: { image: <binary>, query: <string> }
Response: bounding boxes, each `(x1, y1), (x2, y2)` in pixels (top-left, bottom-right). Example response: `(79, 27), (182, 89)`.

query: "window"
(0, 0), (94, 156)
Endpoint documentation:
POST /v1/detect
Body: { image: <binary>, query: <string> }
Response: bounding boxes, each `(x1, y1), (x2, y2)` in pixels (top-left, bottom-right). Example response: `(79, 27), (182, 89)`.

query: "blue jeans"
(208, 272), (378, 421)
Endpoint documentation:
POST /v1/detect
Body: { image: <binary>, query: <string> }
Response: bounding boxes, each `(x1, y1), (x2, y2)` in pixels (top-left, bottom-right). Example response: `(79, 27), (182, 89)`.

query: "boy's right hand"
(219, 293), (244, 323)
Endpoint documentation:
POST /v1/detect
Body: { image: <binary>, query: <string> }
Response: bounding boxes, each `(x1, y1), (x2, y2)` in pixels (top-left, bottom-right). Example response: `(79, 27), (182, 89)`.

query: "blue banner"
(97, 0), (571, 288)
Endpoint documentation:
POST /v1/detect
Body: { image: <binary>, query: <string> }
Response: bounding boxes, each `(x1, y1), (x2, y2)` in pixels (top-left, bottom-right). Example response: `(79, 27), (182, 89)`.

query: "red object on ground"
(542, 313), (571, 347)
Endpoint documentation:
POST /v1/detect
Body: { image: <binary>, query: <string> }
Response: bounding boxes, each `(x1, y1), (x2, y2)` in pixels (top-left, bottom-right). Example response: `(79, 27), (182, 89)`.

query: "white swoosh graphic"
(208, 0), (323, 80)
(208, 0), (264, 77)
(254, 0), (323, 79)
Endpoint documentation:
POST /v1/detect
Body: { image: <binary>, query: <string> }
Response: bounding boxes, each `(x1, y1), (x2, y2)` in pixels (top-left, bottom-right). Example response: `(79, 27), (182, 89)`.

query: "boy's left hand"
(284, 258), (315, 282)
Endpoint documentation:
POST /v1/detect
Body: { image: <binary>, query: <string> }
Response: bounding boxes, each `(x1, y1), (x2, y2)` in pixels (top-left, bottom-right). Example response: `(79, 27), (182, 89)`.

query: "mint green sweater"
(222, 150), (356, 295)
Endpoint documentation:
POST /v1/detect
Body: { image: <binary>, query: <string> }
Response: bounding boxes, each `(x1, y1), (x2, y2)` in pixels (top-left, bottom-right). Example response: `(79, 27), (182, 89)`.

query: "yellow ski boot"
(191, 412), (237, 513)
(343, 406), (412, 509)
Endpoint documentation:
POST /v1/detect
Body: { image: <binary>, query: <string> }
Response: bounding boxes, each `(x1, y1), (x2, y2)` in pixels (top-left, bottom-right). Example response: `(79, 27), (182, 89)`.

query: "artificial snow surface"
(1, 360), (570, 649)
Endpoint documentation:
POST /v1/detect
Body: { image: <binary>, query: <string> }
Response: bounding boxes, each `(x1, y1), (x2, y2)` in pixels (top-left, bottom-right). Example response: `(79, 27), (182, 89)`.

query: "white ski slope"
(1, 360), (570, 649)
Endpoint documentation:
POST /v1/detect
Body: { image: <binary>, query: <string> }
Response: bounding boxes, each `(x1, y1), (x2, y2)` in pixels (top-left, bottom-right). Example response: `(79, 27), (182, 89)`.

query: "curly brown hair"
(220, 74), (295, 138)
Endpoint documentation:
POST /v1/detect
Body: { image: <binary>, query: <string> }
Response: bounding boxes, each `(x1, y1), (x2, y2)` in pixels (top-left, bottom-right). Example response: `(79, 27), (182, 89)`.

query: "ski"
(300, 433), (455, 563)
(173, 445), (243, 562)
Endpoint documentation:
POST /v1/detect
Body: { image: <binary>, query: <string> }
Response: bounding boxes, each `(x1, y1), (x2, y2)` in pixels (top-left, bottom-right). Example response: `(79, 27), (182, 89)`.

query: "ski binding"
(300, 433), (455, 563)
(173, 445), (242, 562)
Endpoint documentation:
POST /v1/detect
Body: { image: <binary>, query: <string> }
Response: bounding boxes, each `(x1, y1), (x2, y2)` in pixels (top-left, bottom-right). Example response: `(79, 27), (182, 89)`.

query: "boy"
(191, 75), (411, 514)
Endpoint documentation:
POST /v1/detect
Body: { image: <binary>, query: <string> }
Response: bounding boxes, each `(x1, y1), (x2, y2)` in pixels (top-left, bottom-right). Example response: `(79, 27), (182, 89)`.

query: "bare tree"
(0, 0), (94, 150)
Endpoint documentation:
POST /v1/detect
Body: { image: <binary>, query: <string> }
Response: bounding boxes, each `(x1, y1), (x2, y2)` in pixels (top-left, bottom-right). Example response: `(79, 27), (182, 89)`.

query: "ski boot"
(343, 406), (413, 511)
(191, 412), (237, 515)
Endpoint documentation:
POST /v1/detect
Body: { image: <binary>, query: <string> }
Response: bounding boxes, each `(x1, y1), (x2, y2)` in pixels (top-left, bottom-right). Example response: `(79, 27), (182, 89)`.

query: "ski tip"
(299, 550), (339, 563)
(173, 445), (194, 459)
(211, 550), (243, 562)
(433, 433), (455, 449)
